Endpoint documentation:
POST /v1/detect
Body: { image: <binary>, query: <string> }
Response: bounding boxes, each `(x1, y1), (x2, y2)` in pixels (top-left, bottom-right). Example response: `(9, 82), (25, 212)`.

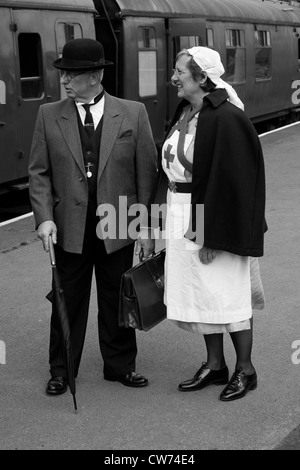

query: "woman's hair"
(176, 49), (216, 93)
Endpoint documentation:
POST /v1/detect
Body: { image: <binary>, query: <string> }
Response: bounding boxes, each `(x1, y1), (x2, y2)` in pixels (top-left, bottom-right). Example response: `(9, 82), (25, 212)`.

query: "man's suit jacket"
(29, 92), (158, 254)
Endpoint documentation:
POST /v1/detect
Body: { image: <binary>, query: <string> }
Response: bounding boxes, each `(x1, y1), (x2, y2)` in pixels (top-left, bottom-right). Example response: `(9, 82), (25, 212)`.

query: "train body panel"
(95, 0), (300, 23)
(0, 7), (18, 186)
(0, 0), (96, 12)
(0, 0), (96, 189)
(122, 17), (168, 143)
(1, 0), (300, 189)
(96, 0), (300, 136)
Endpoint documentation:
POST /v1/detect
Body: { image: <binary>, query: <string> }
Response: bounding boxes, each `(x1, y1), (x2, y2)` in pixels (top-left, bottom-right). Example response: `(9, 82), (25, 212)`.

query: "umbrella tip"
(73, 396), (78, 413)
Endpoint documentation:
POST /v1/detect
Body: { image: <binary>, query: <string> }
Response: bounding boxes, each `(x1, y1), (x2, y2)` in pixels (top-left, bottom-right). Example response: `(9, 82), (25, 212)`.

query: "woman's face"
(171, 54), (200, 102)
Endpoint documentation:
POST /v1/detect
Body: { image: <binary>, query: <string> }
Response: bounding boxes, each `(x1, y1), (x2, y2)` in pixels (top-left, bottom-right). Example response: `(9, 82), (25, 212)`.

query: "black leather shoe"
(46, 376), (68, 395)
(104, 372), (148, 388)
(178, 362), (229, 392)
(220, 368), (257, 401)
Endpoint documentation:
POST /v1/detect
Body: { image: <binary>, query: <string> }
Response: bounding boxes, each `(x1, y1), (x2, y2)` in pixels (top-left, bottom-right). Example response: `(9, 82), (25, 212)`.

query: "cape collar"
(203, 88), (229, 108)
(178, 88), (229, 114)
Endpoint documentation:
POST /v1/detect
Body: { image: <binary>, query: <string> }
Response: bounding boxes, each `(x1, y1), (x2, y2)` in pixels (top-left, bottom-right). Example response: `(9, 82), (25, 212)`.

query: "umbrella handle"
(49, 235), (56, 266)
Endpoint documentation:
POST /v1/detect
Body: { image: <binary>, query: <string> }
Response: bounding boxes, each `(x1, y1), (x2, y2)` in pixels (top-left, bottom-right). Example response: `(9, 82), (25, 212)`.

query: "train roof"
(0, 0), (96, 12)
(97, 0), (300, 25)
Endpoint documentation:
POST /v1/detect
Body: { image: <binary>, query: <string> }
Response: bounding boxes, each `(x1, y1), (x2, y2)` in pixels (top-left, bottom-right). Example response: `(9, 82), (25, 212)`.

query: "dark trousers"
(49, 202), (137, 379)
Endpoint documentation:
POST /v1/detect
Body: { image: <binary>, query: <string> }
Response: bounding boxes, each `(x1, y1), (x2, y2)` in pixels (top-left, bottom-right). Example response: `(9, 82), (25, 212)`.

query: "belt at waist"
(168, 180), (192, 193)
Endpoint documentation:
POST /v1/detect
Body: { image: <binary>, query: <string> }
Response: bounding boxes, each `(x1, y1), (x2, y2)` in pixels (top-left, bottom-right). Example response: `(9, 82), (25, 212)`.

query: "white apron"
(162, 112), (252, 334)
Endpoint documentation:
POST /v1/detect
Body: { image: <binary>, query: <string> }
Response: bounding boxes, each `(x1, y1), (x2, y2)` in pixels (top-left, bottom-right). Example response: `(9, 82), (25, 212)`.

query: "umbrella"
(47, 235), (78, 413)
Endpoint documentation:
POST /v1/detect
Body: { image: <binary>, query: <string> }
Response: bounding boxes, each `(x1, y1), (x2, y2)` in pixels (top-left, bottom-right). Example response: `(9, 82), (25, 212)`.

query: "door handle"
(0, 121), (5, 127)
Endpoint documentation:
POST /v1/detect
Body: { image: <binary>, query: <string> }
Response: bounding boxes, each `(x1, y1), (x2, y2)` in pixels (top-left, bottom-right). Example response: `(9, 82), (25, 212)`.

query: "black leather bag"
(118, 249), (166, 331)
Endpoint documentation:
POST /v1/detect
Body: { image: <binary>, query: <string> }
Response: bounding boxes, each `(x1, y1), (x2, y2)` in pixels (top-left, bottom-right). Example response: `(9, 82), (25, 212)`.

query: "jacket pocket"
(118, 129), (133, 139)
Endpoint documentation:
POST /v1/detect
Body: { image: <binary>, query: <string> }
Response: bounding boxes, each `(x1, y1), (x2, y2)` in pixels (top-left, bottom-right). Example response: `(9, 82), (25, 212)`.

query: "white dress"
(162, 112), (252, 334)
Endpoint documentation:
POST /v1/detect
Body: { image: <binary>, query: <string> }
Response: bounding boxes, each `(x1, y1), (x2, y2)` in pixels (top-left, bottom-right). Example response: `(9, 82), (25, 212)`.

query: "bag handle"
(145, 254), (164, 289)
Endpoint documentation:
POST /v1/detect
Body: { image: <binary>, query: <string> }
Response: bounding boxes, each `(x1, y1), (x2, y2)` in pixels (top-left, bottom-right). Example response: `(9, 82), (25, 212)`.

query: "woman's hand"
(199, 246), (217, 264)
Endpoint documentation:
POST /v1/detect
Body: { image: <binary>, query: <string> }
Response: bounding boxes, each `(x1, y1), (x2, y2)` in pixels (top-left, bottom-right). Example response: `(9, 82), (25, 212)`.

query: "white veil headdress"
(187, 46), (244, 110)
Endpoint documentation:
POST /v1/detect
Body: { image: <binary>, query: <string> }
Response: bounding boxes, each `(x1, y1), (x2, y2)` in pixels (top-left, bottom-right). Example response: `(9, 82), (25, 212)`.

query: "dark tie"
(82, 103), (94, 138)
(82, 90), (104, 139)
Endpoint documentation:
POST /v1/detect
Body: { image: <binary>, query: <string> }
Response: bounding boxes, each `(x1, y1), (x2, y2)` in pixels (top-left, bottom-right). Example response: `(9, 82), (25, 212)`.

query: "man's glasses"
(59, 70), (87, 82)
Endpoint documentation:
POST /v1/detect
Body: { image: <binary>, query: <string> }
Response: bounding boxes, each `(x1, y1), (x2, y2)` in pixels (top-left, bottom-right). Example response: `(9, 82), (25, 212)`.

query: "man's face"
(59, 70), (98, 102)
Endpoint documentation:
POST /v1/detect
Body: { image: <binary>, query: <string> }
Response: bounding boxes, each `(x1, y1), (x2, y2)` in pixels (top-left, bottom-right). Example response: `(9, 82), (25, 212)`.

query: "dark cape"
(151, 89), (267, 257)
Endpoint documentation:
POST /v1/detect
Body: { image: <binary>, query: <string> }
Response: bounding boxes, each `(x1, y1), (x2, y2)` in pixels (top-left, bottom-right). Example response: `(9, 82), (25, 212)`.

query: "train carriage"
(95, 0), (300, 142)
(0, 0), (96, 191)
(1, 0), (300, 191)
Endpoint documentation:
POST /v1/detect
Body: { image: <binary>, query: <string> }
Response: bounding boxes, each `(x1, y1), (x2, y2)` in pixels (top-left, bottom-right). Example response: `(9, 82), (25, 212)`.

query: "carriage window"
(138, 27), (157, 97)
(255, 30), (271, 80)
(18, 33), (44, 99)
(138, 26), (156, 48)
(55, 23), (83, 99)
(225, 29), (246, 83)
(206, 29), (214, 48)
(173, 36), (203, 62)
(55, 23), (83, 56)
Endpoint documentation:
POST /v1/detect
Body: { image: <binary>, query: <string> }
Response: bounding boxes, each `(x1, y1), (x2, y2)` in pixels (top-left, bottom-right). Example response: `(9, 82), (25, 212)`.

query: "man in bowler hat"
(29, 38), (157, 394)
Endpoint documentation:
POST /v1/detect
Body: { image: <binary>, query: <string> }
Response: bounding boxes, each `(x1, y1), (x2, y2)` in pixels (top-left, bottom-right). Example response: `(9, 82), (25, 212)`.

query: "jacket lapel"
(56, 100), (85, 175)
(98, 93), (123, 181)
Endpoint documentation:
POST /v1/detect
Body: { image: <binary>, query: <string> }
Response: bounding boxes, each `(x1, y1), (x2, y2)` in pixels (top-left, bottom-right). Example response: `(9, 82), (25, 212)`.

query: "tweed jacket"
(29, 92), (158, 254)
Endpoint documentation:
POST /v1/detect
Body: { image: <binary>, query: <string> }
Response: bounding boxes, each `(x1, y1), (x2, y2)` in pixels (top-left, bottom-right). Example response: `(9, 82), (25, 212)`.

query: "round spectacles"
(59, 70), (87, 82)
(172, 68), (186, 77)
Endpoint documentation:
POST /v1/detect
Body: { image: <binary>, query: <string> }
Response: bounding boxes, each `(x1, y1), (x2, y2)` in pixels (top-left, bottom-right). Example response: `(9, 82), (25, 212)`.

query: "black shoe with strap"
(178, 362), (229, 392)
(220, 367), (257, 401)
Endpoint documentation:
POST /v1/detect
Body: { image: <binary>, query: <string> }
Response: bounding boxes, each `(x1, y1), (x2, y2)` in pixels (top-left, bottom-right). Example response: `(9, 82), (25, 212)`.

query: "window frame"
(225, 28), (246, 85)
(254, 29), (272, 82)
(18, 32), (44, 100)
(137, 26), (158, 98)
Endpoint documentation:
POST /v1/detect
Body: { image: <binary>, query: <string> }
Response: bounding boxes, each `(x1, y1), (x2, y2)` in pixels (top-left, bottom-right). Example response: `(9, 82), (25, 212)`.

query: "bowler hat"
(53, 38), (113, 71)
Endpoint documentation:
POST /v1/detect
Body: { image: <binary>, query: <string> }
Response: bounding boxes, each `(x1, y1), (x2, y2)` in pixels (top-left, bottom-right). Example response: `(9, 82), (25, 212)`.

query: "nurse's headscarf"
(187, 46), (244, 110)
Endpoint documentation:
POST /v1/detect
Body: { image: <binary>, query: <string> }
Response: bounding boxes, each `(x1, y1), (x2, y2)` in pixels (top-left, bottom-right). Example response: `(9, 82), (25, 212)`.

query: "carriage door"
(167, 19), (206, 124)
(122, 18), (167, 145)
(9, 8), (49, 184)
(0, 7), (18, 186)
